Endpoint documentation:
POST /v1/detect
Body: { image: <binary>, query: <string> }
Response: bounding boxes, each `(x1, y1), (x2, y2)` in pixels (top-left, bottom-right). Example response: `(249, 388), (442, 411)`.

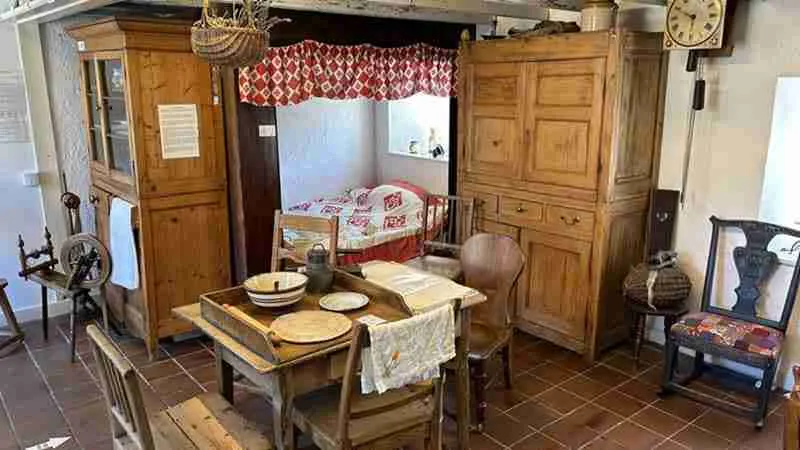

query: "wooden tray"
(200, 270), (410, 364)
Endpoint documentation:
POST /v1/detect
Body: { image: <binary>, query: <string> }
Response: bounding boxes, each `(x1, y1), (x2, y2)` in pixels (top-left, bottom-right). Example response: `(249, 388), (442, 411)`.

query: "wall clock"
(663, 0), (728, 50)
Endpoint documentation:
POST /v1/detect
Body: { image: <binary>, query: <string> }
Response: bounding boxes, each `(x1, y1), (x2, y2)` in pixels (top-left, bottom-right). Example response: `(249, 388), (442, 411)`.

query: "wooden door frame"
(223, 8), (474, 282)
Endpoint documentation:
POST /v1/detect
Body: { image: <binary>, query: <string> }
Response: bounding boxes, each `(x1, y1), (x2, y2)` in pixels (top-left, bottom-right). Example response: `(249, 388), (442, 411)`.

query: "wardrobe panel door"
(517, 228), (591, 344)
(522, 59), (605, 190)
(463, 63), (524, 178)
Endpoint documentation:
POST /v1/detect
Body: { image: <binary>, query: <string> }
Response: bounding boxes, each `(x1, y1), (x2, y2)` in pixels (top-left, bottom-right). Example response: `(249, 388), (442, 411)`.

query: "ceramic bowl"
(243, 272), (308, 306)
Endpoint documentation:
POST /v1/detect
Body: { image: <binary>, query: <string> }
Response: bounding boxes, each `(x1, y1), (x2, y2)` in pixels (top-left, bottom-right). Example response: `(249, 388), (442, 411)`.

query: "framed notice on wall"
(158, 104), (200, 159)
(0, 71), (30, 143)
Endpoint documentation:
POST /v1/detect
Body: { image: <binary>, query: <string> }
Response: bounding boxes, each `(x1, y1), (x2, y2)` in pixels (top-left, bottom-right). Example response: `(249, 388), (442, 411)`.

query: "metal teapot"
(306, 243), (333, 294)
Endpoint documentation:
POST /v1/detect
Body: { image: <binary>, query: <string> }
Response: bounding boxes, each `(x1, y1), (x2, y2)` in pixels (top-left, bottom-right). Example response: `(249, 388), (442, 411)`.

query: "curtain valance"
(238, 40), (458, 107)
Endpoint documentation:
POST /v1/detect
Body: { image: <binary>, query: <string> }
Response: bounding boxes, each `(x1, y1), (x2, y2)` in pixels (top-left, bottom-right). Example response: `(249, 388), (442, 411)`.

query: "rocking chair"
(662, 216), (800, 428)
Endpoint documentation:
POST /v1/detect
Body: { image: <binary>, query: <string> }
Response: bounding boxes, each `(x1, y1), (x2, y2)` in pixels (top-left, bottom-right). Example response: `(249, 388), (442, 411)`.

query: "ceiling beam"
(1, 0), (119, 23)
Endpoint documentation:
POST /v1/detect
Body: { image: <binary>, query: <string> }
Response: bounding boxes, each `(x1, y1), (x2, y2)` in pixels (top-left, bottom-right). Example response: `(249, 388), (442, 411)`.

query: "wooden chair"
(0, 279), (24, 353)
(87, 324), (273, 449)
(271, 210), (339, 271)
(405, 194), (476, 280)
(458, 233), (525, 431)
(662, 216), (800, 428)
(290, 320), (447, 450)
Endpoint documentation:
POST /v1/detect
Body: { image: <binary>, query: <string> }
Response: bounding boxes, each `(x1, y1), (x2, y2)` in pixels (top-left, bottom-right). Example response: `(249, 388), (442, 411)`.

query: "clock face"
(666, 0), (724, 48)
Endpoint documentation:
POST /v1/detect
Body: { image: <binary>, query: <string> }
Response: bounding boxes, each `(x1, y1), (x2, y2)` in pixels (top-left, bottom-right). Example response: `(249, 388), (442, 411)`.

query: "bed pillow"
(384, 180), (429, 202)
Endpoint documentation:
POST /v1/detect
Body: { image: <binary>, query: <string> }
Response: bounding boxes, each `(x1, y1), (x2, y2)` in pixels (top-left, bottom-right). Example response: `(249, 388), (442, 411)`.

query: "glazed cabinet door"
(522, 59), (606, 190)
(517, 228), (591, 350)
(462, 63), (525, 179)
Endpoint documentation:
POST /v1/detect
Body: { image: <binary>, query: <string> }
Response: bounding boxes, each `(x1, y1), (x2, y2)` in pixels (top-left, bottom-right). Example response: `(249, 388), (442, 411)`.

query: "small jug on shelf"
(306, 243), (333, 294)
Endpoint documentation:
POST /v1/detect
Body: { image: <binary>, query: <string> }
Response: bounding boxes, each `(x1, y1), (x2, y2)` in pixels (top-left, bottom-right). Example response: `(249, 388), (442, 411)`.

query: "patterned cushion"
(670, 312), (784, 365)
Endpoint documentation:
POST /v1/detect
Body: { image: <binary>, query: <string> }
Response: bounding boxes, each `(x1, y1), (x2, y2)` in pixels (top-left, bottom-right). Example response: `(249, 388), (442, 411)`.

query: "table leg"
(41, 286), (48, 341)
(272, 372), (295, 450)
(215, 341), (234, 404)
(632, 311), (646, 367)
(455, 308), (471, 450)
(663, 314), (678, 344)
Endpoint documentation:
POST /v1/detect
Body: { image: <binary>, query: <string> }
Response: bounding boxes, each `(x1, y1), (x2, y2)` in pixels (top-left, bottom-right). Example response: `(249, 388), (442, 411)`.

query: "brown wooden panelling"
(226, 98), (281, 282)
(522, 59), (605, 191)
(463, 63), (525, 179)
(458, 31), (666, 361)
(132, 51), (226, 198)
(595, 207), (648, 351)
(461, 31), (611, 63)
(141, 190), (231, 340)
(517, 229), (592, 351)
(71, 18), (231, 358)
(610, 55), (663, 200)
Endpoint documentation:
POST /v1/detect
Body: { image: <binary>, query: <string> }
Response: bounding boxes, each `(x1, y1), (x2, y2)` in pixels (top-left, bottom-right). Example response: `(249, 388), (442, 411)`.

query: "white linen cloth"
(109, 198), (139, 289)
(361, 303), (455, 394)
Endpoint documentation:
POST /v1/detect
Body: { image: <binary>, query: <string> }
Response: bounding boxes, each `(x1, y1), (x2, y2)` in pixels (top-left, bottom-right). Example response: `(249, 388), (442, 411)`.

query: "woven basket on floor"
(623, 263), (691, 309)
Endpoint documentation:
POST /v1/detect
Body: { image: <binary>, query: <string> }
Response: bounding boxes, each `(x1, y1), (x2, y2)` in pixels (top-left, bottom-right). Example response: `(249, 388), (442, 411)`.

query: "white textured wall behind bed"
(374, 102), (449, 195)
(276, 98), (377, 206)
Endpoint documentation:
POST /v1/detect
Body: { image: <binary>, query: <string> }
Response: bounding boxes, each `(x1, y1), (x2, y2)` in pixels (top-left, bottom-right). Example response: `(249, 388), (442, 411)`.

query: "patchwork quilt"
(284, 183), (443, 254)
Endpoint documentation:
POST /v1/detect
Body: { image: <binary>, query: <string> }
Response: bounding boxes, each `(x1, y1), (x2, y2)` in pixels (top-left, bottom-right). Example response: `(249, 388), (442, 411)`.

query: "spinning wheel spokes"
(60, 233), (112, 290)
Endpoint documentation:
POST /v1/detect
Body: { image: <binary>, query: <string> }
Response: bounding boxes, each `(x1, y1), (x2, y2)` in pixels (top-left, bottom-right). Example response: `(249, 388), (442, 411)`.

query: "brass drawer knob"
(560, 215), (581, 225)
(516, 205), (527, 213)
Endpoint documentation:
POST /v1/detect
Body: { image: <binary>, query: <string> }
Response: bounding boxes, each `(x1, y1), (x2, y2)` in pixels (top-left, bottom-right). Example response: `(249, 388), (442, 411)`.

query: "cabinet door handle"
(516, 205), (527, 213)
(89, 194), (100, 205)
(560, 215), (581, 226)
(492, 139), (502, 147)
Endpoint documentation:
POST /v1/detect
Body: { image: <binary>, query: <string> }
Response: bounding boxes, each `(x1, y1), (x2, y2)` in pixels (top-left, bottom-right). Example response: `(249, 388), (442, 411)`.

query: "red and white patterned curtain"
(238, 40), (458, 107)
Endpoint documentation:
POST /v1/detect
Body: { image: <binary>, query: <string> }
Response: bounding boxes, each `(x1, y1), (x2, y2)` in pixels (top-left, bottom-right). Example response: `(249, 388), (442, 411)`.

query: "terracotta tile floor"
(0, 316), (787, 449)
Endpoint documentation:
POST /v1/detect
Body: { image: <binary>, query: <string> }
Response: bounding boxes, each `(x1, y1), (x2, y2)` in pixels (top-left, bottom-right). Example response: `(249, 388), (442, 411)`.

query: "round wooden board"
(270, 311), (353, 344)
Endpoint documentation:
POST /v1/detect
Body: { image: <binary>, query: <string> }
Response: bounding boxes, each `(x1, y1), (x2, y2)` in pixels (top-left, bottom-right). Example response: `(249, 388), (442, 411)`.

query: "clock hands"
(674, 6), (698, 21)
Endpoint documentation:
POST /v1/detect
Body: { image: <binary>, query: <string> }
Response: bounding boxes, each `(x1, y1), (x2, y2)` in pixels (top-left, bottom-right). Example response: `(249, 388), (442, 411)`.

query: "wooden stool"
(0, 279), (24, 353)
(626, 299), (688, 366)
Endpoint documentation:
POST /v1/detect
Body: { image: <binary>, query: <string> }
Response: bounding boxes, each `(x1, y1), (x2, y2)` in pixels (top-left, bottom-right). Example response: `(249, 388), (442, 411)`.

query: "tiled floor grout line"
(497, 357), (624, 448)
(55, 324), (102, 390)
(162, 347), (211, 392)
(22, 342), (83, 450)
(505, 430), (539, 449)
(0, 390), (23, 449)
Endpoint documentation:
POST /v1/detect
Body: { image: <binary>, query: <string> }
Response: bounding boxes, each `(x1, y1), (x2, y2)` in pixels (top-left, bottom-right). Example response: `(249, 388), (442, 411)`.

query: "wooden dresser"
(457, 30), (667, 360)
(68, 18), (231, 359)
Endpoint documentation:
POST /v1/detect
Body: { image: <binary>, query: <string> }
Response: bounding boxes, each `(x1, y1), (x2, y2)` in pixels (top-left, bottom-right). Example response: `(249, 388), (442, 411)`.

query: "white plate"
(319, 292), (369, 312)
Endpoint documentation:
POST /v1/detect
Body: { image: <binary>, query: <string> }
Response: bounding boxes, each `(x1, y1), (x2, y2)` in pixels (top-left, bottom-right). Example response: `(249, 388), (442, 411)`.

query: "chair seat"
(292, 384), (434, 449)
(469, 322), (512, 360)
(671, 312), (784, 366)
(153, 392), (273, 449)
(405, 255), (462, 280)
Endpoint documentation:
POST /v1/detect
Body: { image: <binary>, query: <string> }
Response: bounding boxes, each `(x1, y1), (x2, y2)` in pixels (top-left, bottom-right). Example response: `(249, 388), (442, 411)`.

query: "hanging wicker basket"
(191, 26), (268, 67)
(190, 0), (287, 67)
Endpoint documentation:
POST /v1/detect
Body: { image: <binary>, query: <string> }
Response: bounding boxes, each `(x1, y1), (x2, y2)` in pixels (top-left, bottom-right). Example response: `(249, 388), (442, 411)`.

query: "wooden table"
(173, 266), (485, 450)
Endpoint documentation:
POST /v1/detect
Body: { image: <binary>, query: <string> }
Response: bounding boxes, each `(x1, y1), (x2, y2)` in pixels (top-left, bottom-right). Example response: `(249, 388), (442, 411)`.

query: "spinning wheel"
(60, 233), (112, 290)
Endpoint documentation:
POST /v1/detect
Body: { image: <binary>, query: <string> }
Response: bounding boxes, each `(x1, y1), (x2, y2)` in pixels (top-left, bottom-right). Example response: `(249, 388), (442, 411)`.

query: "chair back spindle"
(271, 210), (339, 272)
(420, 194), (475, 257)
(87, 324), (155, 450)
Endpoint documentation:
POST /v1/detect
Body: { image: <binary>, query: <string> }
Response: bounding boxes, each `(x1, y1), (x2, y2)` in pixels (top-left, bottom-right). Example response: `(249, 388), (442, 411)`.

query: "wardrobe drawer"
(499, 197), (544, 227)
(473, 191), (499, 219)
(545, 205), (595, 237)
(476, 219), (520, 241)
